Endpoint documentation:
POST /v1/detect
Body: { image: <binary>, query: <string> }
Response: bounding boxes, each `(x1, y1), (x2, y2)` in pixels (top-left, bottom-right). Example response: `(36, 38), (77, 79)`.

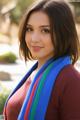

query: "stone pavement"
(0, 59), (36, 89)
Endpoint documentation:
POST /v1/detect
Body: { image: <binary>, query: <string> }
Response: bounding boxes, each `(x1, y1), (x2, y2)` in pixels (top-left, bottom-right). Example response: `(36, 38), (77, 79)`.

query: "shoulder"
(52, 64), (80, 100)
(58, 64), (80, 79)
(56, 64), (80, 88)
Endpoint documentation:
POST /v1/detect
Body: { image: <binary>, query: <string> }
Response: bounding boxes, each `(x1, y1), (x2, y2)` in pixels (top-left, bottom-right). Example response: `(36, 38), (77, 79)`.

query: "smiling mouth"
(31, 46), (43, 52)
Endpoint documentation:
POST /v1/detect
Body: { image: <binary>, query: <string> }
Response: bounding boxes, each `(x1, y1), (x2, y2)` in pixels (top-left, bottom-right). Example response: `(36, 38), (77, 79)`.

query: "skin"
(25, 11), (54, 70)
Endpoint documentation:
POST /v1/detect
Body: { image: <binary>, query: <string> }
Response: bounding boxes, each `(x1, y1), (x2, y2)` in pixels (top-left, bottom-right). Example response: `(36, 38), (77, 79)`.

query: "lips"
(31, 46), (43, 52)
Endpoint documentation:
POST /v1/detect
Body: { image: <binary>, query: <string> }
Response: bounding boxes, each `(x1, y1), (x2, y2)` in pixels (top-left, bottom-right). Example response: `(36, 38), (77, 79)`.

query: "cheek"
(45, 39), (54, 50)
(47, 45), (54, 53)
(46, 41), (54, 53)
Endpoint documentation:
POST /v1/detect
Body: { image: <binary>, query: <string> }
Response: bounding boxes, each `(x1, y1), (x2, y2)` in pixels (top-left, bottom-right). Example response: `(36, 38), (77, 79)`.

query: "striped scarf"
(5, 56), (71, 120)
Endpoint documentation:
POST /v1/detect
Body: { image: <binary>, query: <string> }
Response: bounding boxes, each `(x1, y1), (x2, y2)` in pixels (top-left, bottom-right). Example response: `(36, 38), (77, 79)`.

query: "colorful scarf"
(5, 56), (71, 120)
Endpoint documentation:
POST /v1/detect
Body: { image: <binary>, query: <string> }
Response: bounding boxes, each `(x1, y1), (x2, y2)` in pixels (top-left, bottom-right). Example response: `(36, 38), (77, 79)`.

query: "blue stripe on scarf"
(18, 57), (54, 120)
(34, 56), (71, 120)
(18, 56), (71, 120)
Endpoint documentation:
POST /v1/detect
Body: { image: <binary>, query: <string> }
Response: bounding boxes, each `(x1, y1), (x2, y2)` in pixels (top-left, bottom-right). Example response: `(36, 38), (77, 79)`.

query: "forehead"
(27, 11), (50, 26)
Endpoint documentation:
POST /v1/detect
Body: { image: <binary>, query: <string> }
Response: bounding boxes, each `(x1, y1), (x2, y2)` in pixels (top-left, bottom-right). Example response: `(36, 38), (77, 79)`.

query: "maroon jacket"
(4, 65), (80, 120)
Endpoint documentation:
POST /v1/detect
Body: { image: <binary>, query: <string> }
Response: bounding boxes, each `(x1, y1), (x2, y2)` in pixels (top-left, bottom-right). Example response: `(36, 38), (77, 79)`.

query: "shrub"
(0, 83), (11, 114)
(0, 52), (17, 64)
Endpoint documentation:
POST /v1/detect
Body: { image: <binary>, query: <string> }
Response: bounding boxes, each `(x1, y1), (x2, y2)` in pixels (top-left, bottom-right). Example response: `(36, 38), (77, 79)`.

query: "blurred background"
(0, 0), (80, 114)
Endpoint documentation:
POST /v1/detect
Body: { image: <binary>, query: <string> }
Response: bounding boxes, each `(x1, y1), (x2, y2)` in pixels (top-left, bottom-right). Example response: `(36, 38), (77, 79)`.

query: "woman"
(3, 0), (80, 120)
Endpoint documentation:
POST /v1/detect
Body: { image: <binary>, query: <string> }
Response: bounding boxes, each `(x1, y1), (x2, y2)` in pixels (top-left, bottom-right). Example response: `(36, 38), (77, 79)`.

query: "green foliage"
(0, 52), (17, 64)
(10, 0), (33, 24)
(0, 83), (11, 114)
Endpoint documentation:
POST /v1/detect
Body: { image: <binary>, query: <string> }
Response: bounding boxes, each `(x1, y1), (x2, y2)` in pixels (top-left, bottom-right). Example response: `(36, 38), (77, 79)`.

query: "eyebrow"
(26, 24), (50, 28)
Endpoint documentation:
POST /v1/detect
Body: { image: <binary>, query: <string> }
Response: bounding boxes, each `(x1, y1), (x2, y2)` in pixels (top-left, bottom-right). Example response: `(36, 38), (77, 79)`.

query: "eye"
(25, 26), (33, 32)
(41, 28), (50, 34)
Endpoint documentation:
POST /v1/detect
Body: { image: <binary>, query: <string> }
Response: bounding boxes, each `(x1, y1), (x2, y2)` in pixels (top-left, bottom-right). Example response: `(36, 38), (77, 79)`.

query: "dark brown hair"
(19, 0), (79, 64)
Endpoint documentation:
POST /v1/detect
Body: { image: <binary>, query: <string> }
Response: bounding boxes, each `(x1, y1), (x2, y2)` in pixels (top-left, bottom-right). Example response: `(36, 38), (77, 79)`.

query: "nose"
(31, 32), (40, 42)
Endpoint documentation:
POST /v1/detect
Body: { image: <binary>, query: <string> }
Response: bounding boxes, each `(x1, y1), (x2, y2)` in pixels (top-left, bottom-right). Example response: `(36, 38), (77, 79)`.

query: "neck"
(37, 57), (53, 70)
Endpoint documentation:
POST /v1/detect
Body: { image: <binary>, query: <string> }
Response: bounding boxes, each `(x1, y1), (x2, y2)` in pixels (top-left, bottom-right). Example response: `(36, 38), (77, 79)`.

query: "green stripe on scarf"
(29, 61), (54, 120)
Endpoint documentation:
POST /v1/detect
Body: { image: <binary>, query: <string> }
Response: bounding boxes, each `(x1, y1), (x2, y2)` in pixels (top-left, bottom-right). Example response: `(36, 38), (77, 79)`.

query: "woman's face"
(25, 11), (54, 61)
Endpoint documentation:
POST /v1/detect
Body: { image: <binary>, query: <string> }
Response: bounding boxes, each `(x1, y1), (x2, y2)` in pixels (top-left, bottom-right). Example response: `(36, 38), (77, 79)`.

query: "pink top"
(4, 78), (32, 120)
